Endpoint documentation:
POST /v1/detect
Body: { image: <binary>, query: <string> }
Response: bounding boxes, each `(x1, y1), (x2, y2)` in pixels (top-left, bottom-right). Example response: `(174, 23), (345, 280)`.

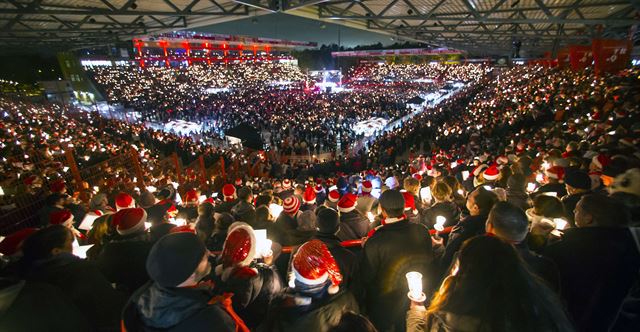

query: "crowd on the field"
(1, 63), (640, 332)
(89, 62), (484, 155)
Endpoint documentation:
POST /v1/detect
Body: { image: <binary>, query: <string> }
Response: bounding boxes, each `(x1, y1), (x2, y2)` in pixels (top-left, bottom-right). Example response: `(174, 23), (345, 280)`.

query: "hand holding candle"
(406, 271), (426, 302)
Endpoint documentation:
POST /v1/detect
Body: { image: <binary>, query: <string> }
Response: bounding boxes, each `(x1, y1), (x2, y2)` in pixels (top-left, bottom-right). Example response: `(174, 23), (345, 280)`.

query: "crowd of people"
(0, 61), (640, 331)
(89, 62), (484, 155)
(345, 63), (490, 84)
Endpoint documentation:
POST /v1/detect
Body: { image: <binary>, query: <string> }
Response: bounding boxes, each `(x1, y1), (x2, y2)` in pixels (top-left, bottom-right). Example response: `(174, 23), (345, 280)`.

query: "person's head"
(486, 202), (528, 243)
(403, 177), (420, 196)
(429, 235), (573, 331)
(255, 205), (274, 223)
(47, 193), (67, 207)
(466, 187), (498, 216)
(532, 195), (565, 218)
(215, 213), (235, 232)
(432, 181), (453, 203)
(574, 194), (631, 228)
(378, 190), (405, 218)
(21, 225), (73, 263)
(328, 311), (378, 332)
(317, 208), (340, 235)
(197, 202), (214, 218)
(564, 170), (591, 195)
(237, 187), (253, 203)
(254, 194), (273, 208)
(146, 232), (209, 288)
(507, 173), (526, 192)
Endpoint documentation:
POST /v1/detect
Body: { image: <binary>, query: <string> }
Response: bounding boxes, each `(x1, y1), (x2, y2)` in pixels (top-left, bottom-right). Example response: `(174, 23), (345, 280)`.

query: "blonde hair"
(403, 177), (420, 196)
(432, 181), (453, 202)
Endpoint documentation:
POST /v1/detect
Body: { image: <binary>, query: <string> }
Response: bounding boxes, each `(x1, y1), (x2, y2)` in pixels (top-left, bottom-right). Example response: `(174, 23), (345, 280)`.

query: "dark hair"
(21, 225), (71, 265)
(328, 311), (378, 332)
(428, 235), (574, 332)
(254, 194), (273, 208)
(379, 190), (405, 217)
(238, 187), (253, 200)
(255, 205), (271, 223)
(473, 187), (498, 215)
(533, 195), (565, 218)
(579, 194), (631, 227)
(507, 173), (526, 191)
(487, 202), (528, 242)
(215, 213), (235, 231)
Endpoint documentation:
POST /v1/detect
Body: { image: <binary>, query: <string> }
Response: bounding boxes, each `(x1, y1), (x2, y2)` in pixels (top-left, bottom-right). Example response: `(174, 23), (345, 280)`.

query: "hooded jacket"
(122, 282), (236, 332)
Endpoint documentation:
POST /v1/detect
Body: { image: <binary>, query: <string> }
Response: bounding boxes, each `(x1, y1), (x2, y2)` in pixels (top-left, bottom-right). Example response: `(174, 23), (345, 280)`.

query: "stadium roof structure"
(1, 0), (638, 55)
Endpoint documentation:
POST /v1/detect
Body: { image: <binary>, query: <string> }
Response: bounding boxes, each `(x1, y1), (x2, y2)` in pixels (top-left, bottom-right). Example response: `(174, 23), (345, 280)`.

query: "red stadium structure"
(132, 31), (317, 67)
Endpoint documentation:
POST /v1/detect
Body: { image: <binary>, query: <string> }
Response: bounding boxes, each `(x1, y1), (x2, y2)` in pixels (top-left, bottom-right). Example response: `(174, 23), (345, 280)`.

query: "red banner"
(569, 45), (593, 71)
(592, 39), (630, 74)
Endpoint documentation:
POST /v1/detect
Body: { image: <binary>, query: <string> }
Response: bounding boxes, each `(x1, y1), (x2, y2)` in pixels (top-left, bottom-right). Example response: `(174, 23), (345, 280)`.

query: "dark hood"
(136, 283), (210, 329)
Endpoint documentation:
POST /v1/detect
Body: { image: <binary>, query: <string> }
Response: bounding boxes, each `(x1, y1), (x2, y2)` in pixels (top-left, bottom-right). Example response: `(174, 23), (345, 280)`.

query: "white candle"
(435, 216), (446, 232)
(406, 271), (426, 302)
(527, 182), (536, 192)
(553, 218), (568, 230)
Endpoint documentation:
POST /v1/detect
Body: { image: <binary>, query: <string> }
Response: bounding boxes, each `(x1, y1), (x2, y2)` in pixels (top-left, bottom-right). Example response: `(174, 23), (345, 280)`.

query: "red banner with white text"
(592, 39), (631, 74)
(569, 45), (592, 71)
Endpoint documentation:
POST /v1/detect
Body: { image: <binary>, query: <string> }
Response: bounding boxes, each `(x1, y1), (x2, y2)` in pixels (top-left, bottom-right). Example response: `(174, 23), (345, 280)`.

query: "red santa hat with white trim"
(215, 222), (257, 281)
(50, 209), (73, 226)
(327, 189), (340, 203)
(482, 164), (500, 181)
(314, 184), (324, 193)
(361, 180), (373, 194)
(291, 239), (342, 294)
(472, 164), (488, 178)
(115, 192), (135, 211)
(545, 166), (565, 182)
(113, 208), (147, 236)
(402, 191), (418, 215)
(222, 184), (236, 202)
(303, 186), (316, 205)
(337, 193), (358, 213)
(591, 154), (611, 170)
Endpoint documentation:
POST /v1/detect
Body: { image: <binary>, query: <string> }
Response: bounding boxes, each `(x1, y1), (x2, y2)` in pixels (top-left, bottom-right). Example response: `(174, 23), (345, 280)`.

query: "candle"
(259, 239), (273, 258)
(536, 173), (544, 183)
(435, 216), (446, 232)
(461, 170), (470, 181)
(406, 271), (426, 302)
(527, 182), (536, 192)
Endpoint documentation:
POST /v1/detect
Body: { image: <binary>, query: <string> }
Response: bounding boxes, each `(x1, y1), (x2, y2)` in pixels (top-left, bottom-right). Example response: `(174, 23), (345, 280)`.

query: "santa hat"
(215, 222), (257, 281)
(472, 164), (488, 177)
(412, 173), (422, 181)
(235, 178), (243, 186)
(402, 191), (417, 215)
(361, 180), (373, 193)
(0, 228), (38, 256)
(327, 190), (340, 203)
(183, 189), (198, 205)
(50, 209), (73, 225)
(115, 192), (135, 210)
(292, 240), (342, 295)
(169, 224), (196, 234)
(314, 184), (324, 193)
(591, 154), (611, 170)
(303, 187), (316, 204)
(545, 166), (565, 181)
(114, 208), (147, 235)
(283, 196), (301, 215)
(483, 165), (500, 181)
(49, 179), (66, 193)
(282, 179), (292, 190)
(338, 193), (358, 213)
(222, 184), (236, 202)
